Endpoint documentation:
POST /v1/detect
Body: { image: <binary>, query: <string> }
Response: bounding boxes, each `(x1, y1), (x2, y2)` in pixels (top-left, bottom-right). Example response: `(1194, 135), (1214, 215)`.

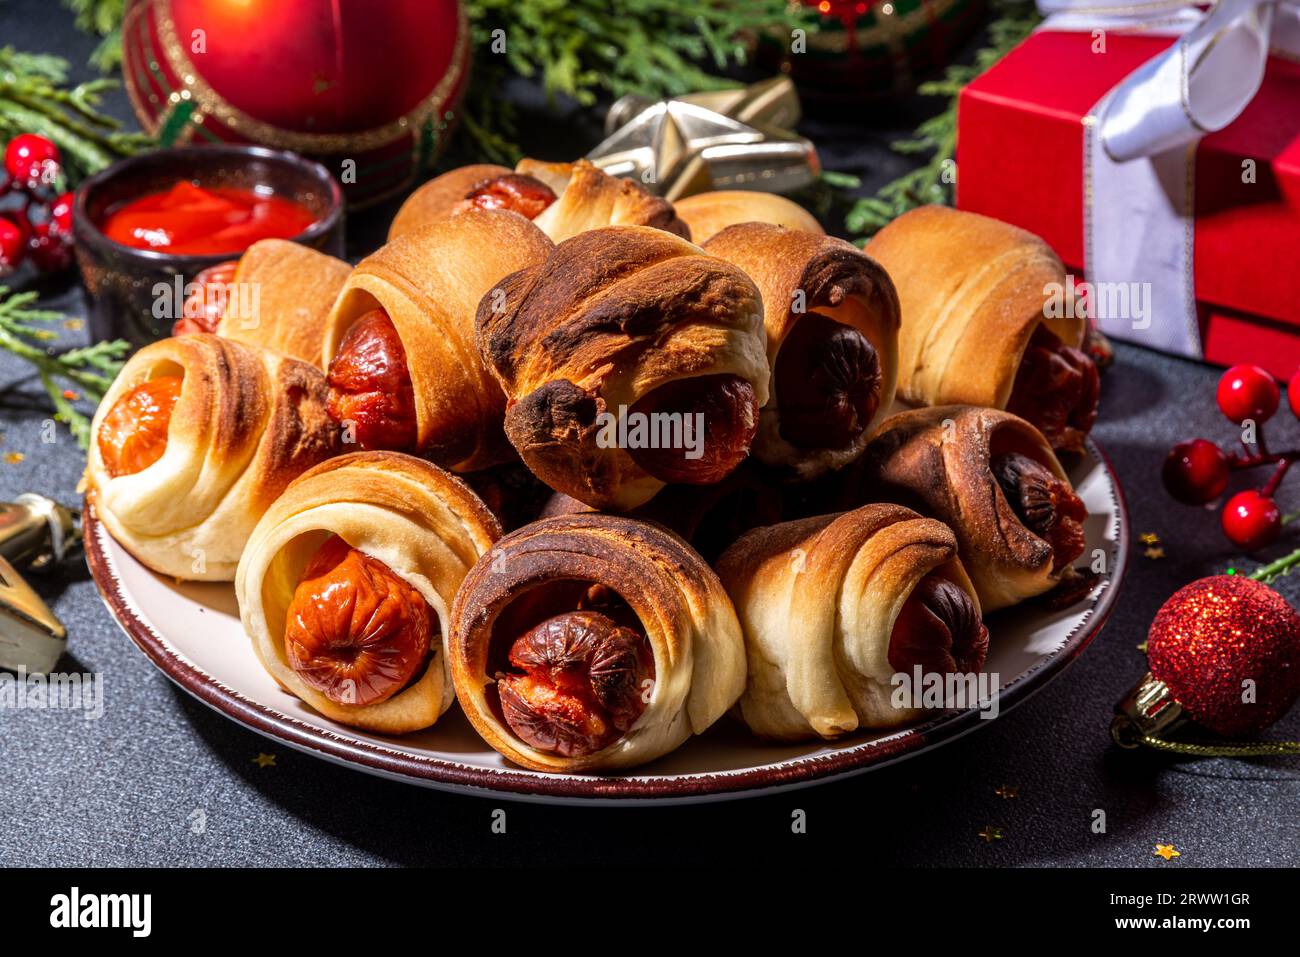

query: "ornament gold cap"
(0, 494), (81, 674)
(1111, 671), (1186, 748)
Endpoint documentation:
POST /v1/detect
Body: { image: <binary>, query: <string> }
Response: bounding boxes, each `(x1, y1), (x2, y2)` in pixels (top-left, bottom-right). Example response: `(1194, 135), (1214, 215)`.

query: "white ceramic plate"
(86, 440), (1128, 805)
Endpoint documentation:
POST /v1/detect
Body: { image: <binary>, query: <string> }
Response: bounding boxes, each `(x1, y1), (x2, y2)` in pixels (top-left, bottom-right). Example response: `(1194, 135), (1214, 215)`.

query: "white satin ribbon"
(1028, 0), (1299, 357)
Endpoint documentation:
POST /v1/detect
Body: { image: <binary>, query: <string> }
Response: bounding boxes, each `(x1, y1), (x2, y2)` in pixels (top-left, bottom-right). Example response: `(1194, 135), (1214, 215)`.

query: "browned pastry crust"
(864, 205), (1083, 411)
(476, 224), (769, 510)
(853, 405), (1081, 611)
(85, 333), (340, 581)
(215, 239), (351, 366)
(388, 158), (689, 244)
(517, 158), (690, 242)
(715, 504), (981, 740)
(673, 190), (823, 245)
(539, 461), (783, 563)
(322, 209), (554, 471)
(236, 451), (501, 734)
(387, 164), (513, 240)
(703, 222), (901, 479)
(449, 513), (746, 771)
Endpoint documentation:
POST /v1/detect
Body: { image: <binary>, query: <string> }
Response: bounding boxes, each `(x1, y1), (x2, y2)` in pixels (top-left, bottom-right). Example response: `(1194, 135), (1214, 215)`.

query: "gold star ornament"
(587, 76), (819, 201)
(1153, 844), (1180, 860)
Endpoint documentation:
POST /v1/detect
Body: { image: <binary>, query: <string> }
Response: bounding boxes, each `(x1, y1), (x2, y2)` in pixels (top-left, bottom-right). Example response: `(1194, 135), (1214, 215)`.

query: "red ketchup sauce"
(99, 181), (316, 255)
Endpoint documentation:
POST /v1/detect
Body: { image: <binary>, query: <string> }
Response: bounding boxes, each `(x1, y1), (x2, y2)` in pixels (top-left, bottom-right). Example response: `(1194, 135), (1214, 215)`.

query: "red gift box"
(956, 29), (1300, 377)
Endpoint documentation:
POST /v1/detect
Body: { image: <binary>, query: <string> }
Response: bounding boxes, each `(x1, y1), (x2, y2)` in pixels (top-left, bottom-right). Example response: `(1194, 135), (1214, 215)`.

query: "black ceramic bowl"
(73, 145), (344, 347)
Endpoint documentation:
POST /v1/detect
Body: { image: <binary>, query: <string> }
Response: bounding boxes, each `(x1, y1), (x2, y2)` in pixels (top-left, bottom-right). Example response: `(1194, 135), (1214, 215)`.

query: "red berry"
(27, 222), (72, 273)
(1222, 490), (1281, 551)
(48, 191), (74, 236)
(4, 133), (61, 188)
(1162, 439), (1229, 505)
(1287, 372), (1300, 420)
(0, 216), (25, 271)
(1217, 364), (1279, 424)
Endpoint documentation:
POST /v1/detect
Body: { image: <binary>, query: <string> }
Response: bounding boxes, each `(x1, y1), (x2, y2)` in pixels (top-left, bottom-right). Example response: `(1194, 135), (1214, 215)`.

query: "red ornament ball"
(1148, 575), (1300, 736)
(3, 133), (60, 188)
(1221, 489), (1281, 551)
(122, 0), (469, 208)
(1162, 438), (1229, 504)
(1216, 364), (1279, 424)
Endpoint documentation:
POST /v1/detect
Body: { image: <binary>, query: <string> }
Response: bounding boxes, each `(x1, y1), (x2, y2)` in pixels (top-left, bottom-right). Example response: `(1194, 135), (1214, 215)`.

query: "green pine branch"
(846, 0), (1041, 239)
(0, 46), (151, 185)
(454, 0), (815, 167)
(62, 0), (126, 73)
(0, 287), (128, 448)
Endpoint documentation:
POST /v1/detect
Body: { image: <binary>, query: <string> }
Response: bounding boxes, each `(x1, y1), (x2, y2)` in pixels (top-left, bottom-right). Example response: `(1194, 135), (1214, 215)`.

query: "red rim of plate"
(84, 439), (1129, 804)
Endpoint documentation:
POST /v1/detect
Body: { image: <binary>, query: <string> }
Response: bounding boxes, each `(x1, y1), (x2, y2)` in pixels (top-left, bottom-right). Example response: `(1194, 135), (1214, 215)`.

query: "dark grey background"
(0, 0), (1296, 867)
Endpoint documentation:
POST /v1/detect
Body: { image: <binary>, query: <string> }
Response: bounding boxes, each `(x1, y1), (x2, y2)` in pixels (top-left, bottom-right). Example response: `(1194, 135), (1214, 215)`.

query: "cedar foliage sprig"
(0, 46), (150, 185)
(845, 0), (1041, 239)
(0, 287), (128, 448)
(61, 0), (126, 73)
(455, 0), (815, 165)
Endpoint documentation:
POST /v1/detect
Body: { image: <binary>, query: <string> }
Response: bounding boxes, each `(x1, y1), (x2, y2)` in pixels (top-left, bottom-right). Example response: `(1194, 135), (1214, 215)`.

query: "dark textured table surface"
(1, 1), (1297, 868)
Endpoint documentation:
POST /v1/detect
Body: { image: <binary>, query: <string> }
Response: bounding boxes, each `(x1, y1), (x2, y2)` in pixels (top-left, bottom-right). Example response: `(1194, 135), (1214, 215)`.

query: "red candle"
(99, 180), (317, 255)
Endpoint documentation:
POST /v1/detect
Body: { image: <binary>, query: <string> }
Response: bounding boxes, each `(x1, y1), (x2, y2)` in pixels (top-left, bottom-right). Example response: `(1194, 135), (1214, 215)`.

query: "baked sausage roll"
(715, 504), (988, 741)
(865, 205), (1099, 455)
(387, 163), (515, 239)
(449, 513), (746, 772)
(673, 190), (823, 245)
(235, 452), (501, 734)
(854, 405), (1090, 611)
(704, 222), (900, 479)
(476, 225), (770, 510)
(171, 239), (351, 366)
(389, 158), (688, 244)
(539, 460), (783, 564)
(86, 334), (340, 581)
(320, 208), (553, 471)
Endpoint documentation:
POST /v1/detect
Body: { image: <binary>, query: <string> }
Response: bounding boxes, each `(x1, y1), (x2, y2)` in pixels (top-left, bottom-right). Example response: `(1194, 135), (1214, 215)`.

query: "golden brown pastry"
(171, 239), (351, 366)
(673, 191), (823, 245)
(235, 452), (500, 734)
(449, 513), (746, 772)
(387, 163), (514, 239)
(389, 158), (688, 244)
(540, 459), (783, 563)
(476, 225), (769, 510)
(320, 208), (553, 471)
(85, 333), (340, 581)
(865, 205), (1098, 454)
(704, 222), (900, 479)
(852, 405), (1090, 611)
(715, 504), (988, 741)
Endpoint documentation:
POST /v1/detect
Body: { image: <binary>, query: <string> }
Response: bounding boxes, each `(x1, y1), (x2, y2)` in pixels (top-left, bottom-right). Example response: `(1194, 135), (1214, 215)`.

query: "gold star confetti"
(252, 753), (276, 768)
(995, 784), (1019, 800)
(1139, 532), (1161, 546)
(978, 826), (1003, 843)
(1136, 641), (1148, 653)
(1153, 844), (1180, 860)
(62, 317), (84, 332)
(3, 451), (25, 465)
(1144, 547), (1165, 560)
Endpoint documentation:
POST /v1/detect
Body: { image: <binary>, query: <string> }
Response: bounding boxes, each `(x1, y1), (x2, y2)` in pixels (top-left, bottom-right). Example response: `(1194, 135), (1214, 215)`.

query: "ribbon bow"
(1028, 0), (1299, 359)
(1037, 0), (1300, 160)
